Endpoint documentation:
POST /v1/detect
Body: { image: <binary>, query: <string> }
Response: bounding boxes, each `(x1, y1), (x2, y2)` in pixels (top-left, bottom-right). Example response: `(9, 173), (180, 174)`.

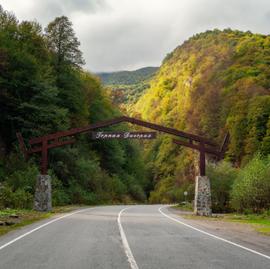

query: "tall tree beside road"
(45, 16), (85, 68)
(45, 16), (87, 125)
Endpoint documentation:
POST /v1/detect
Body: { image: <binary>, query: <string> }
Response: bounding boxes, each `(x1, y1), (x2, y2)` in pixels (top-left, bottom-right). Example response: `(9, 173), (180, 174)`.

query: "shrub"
(123, 174), (146, 202)
(68, 183), (98, 205)
(0, 184), (14, 209)
(12, 189), (33, 208)
(106, 175), (127, 201)
(0, 157), (37, 209)
(148, 176), (183, 204)
(5, 164), (38, 193)
(170, 183), (195, 204)
(51, 175), (71, 206)
(52, 188), (71, 206)
(231, 155), (270, 213)
(148, 176), (172, 204)
(129, 184), (146, 202)
(207, 161), (238, 212)
(0, 184), (33, 209)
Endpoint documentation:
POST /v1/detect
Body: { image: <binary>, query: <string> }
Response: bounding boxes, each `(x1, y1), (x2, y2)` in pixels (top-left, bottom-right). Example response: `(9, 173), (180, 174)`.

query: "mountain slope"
(133, 29), (270, 202)
(97, 67), (158, 109)
(98, 67), (158, 85)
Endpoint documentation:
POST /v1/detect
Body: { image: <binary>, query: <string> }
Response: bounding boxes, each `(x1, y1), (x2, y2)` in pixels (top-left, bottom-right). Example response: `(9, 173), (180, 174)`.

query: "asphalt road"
(0, 205), (269, 269)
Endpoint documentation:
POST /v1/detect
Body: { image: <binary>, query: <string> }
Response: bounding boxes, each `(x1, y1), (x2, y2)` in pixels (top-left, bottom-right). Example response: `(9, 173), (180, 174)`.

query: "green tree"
(45, 16), (87, 125)
(207, 162), (238, 212)
(45, 16), (84, 69)
(0, 13), (68, 145)
(231, 155), (270, 213)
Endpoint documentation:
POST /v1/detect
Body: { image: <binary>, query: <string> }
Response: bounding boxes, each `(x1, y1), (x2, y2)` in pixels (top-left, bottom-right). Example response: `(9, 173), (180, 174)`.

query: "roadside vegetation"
(208, 155), (270, 214)
(174, 155), (270, 214)
(179, 211), (270, 236)
(174, 156), (270, 235)
(226, 213), (270, 235)
(0, 206), (83, 236)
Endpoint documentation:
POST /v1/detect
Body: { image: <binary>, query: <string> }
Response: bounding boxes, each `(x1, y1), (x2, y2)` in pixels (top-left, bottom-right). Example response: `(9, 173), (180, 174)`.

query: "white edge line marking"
(118, 208), (139, 269)
(0, 208), (92, 251)
(159, 206), (270, 260)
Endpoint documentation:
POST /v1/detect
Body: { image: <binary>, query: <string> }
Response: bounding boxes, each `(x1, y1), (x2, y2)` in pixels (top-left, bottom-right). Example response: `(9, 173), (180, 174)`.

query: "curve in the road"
(0, 205), (269, 269)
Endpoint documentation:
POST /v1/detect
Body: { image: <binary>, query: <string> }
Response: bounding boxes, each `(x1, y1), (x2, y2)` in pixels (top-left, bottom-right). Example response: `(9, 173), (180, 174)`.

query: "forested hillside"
(98, 67), (158, 85)
(0, 6), (148, 208)
(133, 29), (270, 211)
(98, 67), (158, 110)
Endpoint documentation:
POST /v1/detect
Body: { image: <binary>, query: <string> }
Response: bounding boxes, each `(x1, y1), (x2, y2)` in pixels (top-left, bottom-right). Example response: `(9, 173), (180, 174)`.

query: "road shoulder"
(168, 207), (270, 256)
(0, 206), (83, 237)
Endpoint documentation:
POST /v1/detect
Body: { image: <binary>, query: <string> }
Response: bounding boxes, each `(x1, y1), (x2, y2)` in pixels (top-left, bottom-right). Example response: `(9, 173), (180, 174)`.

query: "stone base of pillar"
(34, 175), (52, 212)
(194, 176), (212, 216)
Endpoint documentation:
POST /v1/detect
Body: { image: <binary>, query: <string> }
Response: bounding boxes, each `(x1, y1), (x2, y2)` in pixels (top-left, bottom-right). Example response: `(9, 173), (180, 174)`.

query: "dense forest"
(0, 6), (149, 208)
(132, 29), (270, 212)
(98, 67), (158, 111)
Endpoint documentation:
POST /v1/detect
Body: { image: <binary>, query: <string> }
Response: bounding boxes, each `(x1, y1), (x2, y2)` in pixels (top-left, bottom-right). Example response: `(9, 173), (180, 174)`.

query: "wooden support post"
(199, 142), (206, 176)
(41, 138), (48, 175)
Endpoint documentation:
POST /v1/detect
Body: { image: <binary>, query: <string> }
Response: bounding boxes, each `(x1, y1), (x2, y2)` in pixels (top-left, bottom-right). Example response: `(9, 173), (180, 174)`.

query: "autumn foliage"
(133, 29), (270, 210)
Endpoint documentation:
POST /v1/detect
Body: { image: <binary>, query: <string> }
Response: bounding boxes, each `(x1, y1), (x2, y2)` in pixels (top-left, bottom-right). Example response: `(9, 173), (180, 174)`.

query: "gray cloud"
(1, 0), (270, 72)
(1, 0), (109, 25)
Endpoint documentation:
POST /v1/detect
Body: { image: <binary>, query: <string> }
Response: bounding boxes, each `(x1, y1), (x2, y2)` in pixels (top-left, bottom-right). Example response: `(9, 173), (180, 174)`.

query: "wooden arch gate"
(17, 116), (229, 215)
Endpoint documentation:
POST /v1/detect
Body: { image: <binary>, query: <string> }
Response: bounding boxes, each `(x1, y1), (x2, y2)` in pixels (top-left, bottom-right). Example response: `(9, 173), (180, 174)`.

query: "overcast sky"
(1, 0), (270, 72)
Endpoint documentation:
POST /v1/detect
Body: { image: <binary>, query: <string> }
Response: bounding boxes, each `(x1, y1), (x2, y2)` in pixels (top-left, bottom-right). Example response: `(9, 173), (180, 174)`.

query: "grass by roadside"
(0, 205), (83, 237)
(172, 202), (193, 212)
(223, 214), (270, 236)
(172, 204), (270, 236)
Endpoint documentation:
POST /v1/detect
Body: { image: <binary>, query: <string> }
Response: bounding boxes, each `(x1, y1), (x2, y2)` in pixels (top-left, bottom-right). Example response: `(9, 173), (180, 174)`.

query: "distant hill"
(97, 67), (159, 108)
(97, 67), (158, 85)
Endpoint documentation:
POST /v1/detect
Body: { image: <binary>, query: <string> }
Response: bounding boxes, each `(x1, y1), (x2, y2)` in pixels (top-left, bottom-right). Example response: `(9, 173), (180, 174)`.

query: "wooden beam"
(29, 117), (126, 145)
(29, 116), (216, 147)
(29, 139), (76, 154)
(124, 117), (216, 146)
(173, 139), (220, 156)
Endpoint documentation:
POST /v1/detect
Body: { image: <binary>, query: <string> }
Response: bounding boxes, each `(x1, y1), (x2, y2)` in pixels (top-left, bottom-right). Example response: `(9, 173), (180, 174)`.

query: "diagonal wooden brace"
(173, 132), (230, 176)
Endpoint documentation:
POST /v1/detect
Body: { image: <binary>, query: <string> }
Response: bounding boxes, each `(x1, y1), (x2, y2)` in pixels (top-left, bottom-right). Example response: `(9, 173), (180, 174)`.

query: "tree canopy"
(45, 16), (85, 68)
(0, 6), (148, 207)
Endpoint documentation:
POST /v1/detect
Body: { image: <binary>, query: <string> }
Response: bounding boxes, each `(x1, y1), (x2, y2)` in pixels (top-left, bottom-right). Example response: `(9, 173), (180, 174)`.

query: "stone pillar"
(34, 175), (52, 212)
(194, 176), (212, 216)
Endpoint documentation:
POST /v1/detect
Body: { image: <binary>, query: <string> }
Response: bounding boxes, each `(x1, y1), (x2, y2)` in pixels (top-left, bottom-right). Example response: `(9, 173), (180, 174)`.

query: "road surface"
(0, 205), (269, 269)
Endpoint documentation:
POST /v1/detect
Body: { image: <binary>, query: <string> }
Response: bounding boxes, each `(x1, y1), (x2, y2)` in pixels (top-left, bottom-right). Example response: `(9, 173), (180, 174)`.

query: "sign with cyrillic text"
(91, 132), (156, 140)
